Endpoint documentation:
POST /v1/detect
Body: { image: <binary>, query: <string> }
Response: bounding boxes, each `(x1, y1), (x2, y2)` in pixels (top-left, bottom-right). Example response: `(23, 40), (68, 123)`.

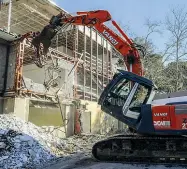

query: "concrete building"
(0, 0), (124, 136)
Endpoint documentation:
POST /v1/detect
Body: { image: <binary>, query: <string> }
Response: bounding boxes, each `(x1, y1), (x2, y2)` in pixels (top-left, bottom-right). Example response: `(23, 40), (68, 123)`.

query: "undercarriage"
(92, 134), (187, 165)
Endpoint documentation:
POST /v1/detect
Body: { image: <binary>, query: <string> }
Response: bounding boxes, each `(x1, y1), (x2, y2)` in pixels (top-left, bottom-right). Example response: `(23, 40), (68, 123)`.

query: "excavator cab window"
(108, 78), (131, 106)
(99, 70), (154, 124)
(128, 85), (149, 112)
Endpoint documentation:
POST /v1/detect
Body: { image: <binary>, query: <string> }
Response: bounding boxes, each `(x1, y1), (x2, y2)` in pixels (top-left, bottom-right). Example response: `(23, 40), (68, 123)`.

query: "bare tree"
(165, 7), (187, 91)
(134, 19), (162, 75)
(144, 18), (162, 53)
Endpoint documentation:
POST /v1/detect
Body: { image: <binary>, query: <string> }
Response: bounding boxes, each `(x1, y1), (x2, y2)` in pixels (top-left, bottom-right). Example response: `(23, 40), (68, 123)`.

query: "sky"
(53, 0), (187, 53)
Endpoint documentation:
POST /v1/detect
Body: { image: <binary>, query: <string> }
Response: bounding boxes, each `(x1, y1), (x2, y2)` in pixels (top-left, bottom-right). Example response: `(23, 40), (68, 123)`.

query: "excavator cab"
(98, 70), (157, 132)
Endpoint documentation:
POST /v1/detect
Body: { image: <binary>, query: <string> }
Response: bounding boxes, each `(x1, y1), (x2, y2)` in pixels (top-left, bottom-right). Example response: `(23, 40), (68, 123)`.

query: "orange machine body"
(152, 105), (187, 130)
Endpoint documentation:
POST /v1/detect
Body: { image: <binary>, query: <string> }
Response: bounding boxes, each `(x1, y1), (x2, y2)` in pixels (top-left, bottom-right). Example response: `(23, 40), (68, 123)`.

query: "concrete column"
(81, 110), (91, 133)
(59, 103), (75, 137)
(14, 98), (29, 121)
(65, 104), (75, 137)
(80, 100), (101, 133)
(2, 97), (29, 121)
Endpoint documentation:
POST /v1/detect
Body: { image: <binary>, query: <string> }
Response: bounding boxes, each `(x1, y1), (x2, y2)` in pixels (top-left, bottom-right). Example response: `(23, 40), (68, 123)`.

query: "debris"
(0, 115), (184, 169)
(0, 129), (55, 169)
(0, 114), (106, 169)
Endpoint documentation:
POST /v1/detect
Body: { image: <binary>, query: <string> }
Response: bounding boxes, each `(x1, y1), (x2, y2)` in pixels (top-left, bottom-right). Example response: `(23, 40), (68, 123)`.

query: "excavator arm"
(31, 10), (145, 76)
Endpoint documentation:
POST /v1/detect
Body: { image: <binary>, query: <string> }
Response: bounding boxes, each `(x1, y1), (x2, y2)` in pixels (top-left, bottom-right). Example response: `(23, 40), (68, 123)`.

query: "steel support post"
(106, 41), (109, 83)
(65, 31), (68, 54)
(7, 0), (12, 33)
(83, 26), (86, 100)
(96, 32), (99, 102)
(15, 39), (25, 94)
(102, 38), (104, 89)
(90, 28), (93, 101)
(73, 26), (79, 98)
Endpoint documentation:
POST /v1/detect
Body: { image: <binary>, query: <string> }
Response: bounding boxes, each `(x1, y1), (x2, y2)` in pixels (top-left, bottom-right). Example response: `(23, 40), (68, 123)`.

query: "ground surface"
(0, 114), (186, 169)
(42, 155), (187, 169)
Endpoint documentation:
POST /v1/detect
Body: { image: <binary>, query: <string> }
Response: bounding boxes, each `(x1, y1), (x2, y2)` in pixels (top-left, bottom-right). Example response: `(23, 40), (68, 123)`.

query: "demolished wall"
(23, 59), (74, 98)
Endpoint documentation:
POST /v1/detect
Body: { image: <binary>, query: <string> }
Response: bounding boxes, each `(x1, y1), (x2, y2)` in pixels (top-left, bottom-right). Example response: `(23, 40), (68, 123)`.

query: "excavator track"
(92, 134), (187, 165)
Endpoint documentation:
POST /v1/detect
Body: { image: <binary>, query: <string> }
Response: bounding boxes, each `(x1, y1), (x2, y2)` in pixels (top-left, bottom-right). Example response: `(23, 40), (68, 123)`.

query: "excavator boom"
(31, 10), (144, 76)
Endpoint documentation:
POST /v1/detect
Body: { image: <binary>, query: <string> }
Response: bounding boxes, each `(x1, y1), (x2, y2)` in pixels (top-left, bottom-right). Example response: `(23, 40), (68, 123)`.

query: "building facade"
(0, 0), (114, 102)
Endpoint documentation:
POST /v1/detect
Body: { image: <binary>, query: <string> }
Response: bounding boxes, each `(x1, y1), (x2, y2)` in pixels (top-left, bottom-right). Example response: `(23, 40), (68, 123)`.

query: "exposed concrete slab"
(0, 29), (20, 42)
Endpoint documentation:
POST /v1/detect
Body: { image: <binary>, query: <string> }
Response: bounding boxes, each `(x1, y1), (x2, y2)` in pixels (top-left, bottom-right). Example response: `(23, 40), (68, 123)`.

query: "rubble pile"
(0, 129), (55, 169)
(0, 114), (58, 168)
(0, 114), (106, 169)
(54, 134), (106, 155)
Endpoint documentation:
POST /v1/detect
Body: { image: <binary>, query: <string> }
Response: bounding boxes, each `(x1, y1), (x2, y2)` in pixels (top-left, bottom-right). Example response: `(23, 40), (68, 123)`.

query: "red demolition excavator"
(31, 10), (187, 164)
